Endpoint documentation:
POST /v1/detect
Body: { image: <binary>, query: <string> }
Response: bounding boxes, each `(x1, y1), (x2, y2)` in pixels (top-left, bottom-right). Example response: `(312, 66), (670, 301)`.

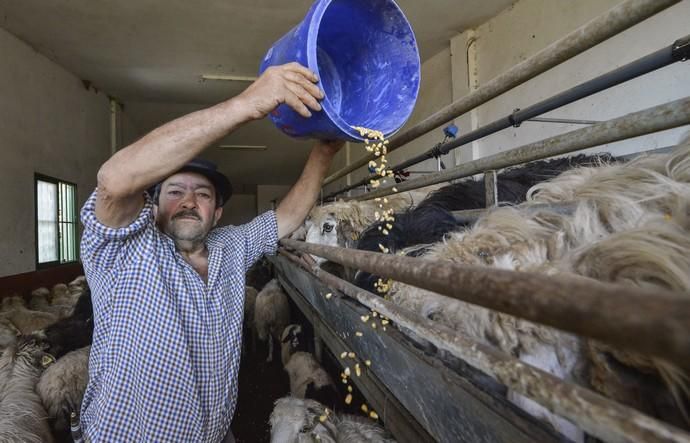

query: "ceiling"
(0, 0), (513, 187)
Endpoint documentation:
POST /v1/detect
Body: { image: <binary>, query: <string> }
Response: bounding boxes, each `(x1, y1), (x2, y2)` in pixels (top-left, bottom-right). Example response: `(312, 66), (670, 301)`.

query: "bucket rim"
(306, 0), (421, 142)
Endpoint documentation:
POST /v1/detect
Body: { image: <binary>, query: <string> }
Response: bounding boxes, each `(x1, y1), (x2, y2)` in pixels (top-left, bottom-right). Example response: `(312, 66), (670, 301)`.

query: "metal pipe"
(322, 0), (681, 187)
(327, 37), (686, 198)
(280, 238), (690, 372)
(278, 249), (690, 443)
(350, 96), (690, 201)
(527, 117), (602, 125)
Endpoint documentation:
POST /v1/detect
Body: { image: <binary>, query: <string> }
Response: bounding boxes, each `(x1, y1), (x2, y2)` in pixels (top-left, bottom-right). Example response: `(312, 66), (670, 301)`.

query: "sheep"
(0, 336), (54, 443)
(246, 257), (273, 291)
(36, 345), (90, 434)
(242, 285), (258, 353)
(304, 190), (431, 265)
(1, 294), (25, 312)
(32, 290), (93, 360)
(0, 317), (19, 349)
(51, 282), (82, 308)
(254, 279), (290, 363)
(67, 275), (88, 294)
(284, 351), (339, 411)
(29, 287), (74, 320)
(280, 324), (308, 368)
(0, 295), (58, 335)
(378, 146), (690, 437)
(269, 396), (395, 443)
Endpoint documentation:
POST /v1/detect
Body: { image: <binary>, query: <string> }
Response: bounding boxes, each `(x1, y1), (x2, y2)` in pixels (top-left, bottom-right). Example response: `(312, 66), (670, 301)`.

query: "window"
(35, 174), (78, 267)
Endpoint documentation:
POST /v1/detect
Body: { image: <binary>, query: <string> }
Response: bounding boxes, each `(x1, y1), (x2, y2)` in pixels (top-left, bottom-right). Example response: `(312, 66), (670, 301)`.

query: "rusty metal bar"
(278, 249), (690, 443)
(280, 238), (690, 372)
(350, 96), (690, 201)
(322, 0), (681, 187)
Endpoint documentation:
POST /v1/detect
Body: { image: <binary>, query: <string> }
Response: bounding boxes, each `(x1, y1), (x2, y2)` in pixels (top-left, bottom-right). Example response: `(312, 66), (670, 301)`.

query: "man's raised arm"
(95, 63), (324, 228)
(276, 139), (344, 239)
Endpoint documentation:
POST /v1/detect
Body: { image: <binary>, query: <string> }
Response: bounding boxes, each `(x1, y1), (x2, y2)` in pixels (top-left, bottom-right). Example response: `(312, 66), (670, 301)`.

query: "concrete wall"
(257, 185), (291, 214)
(0, 27), (111, 277)
(219, 193), (257, 226)
(450, 0), (690, 162)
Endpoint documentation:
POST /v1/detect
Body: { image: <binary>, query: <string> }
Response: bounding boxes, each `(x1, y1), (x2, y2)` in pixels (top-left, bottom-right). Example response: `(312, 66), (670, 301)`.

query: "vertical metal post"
(484, 170), (498, 207)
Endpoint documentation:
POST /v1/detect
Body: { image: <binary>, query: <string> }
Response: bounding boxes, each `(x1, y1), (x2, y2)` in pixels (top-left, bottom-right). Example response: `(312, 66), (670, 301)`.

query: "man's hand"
(239, 62), (324, 120)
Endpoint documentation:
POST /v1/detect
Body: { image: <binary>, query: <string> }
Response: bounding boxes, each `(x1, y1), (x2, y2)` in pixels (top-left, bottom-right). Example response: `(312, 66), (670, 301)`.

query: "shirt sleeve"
(79, 189), (154, 273)
(213, 210), (278, 272)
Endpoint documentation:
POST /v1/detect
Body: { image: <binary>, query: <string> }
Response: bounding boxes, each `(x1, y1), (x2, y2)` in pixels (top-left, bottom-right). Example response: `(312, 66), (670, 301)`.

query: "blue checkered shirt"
(79, 189), (278, 442)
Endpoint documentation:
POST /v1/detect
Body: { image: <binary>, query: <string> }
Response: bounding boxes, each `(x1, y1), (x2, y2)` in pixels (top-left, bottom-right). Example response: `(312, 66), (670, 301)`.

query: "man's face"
(154, 172), (223, 243)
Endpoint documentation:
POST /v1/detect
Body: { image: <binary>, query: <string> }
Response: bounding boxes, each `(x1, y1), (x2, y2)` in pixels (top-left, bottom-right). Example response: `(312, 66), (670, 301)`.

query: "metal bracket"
(672, 35), (690, 62)
(509, 108), (522, 127)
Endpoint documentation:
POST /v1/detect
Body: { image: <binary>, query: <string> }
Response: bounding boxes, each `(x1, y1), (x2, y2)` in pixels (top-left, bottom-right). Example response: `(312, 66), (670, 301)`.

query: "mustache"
(172, 210), (201, 221)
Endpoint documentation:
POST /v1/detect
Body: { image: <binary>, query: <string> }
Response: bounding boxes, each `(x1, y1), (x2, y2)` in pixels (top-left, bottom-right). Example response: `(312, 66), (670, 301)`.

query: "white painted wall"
(450, 0), (690, 162)
(257, 185), (291, 214)
(0, 27), (111, 277)
(219, 193), (257, 226)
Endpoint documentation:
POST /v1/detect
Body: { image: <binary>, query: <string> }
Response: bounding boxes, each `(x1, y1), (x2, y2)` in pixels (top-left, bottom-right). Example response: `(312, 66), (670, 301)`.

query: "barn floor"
(232, 338), (290, 443)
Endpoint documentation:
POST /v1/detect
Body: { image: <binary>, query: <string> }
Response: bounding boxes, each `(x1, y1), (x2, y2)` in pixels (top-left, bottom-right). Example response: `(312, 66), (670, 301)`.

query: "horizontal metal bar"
(350, 96), (690, 201)
(281, 238), (690, 372)
(322, 0), (681, 187)
(526, 117), (602, 125)
(327, 38), (683, 198)
(278, 249), (690, 443)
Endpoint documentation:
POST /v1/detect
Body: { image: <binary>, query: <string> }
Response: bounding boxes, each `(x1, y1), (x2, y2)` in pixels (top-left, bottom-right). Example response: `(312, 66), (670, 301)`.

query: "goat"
(254, 279), (290, 363)
(36, 345), (90, 435)
(284, 352), (339, 411)
(0, 336), (54, 443)
(280, 324), (308, 368)
(270, 396), (395, 443)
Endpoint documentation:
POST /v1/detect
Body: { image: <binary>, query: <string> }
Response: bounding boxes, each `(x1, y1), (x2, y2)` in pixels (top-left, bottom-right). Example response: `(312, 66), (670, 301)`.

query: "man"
(79, 62), (342, 441)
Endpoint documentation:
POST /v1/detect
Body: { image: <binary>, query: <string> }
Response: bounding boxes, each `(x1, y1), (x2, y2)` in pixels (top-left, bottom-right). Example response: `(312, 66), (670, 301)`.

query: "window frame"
(34, 173), (79, 269)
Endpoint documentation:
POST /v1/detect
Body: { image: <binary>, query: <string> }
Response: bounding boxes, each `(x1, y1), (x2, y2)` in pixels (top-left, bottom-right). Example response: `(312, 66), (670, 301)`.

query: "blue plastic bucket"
(259, 0), (421, 141)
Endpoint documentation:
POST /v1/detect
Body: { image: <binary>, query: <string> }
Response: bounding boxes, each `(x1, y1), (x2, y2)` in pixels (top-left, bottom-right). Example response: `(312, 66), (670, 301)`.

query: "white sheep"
(269, 396), (395, 443)
(0, 317), (19, 349)
(304, 190), (431, 265)
(29, 287), (73, 320)
(382, 145), (690, 437)
(0, 336), (54, 443)
(254, 279), (290, 362)
(284, 351), (339, 411)
(280, 324), (307, 368)
(36, 345), (90, 434)
(0, 296), (58, 335)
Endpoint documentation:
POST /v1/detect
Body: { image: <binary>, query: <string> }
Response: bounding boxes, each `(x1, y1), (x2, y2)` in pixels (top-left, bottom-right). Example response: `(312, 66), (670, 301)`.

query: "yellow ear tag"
(41, 354), (57, 368)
